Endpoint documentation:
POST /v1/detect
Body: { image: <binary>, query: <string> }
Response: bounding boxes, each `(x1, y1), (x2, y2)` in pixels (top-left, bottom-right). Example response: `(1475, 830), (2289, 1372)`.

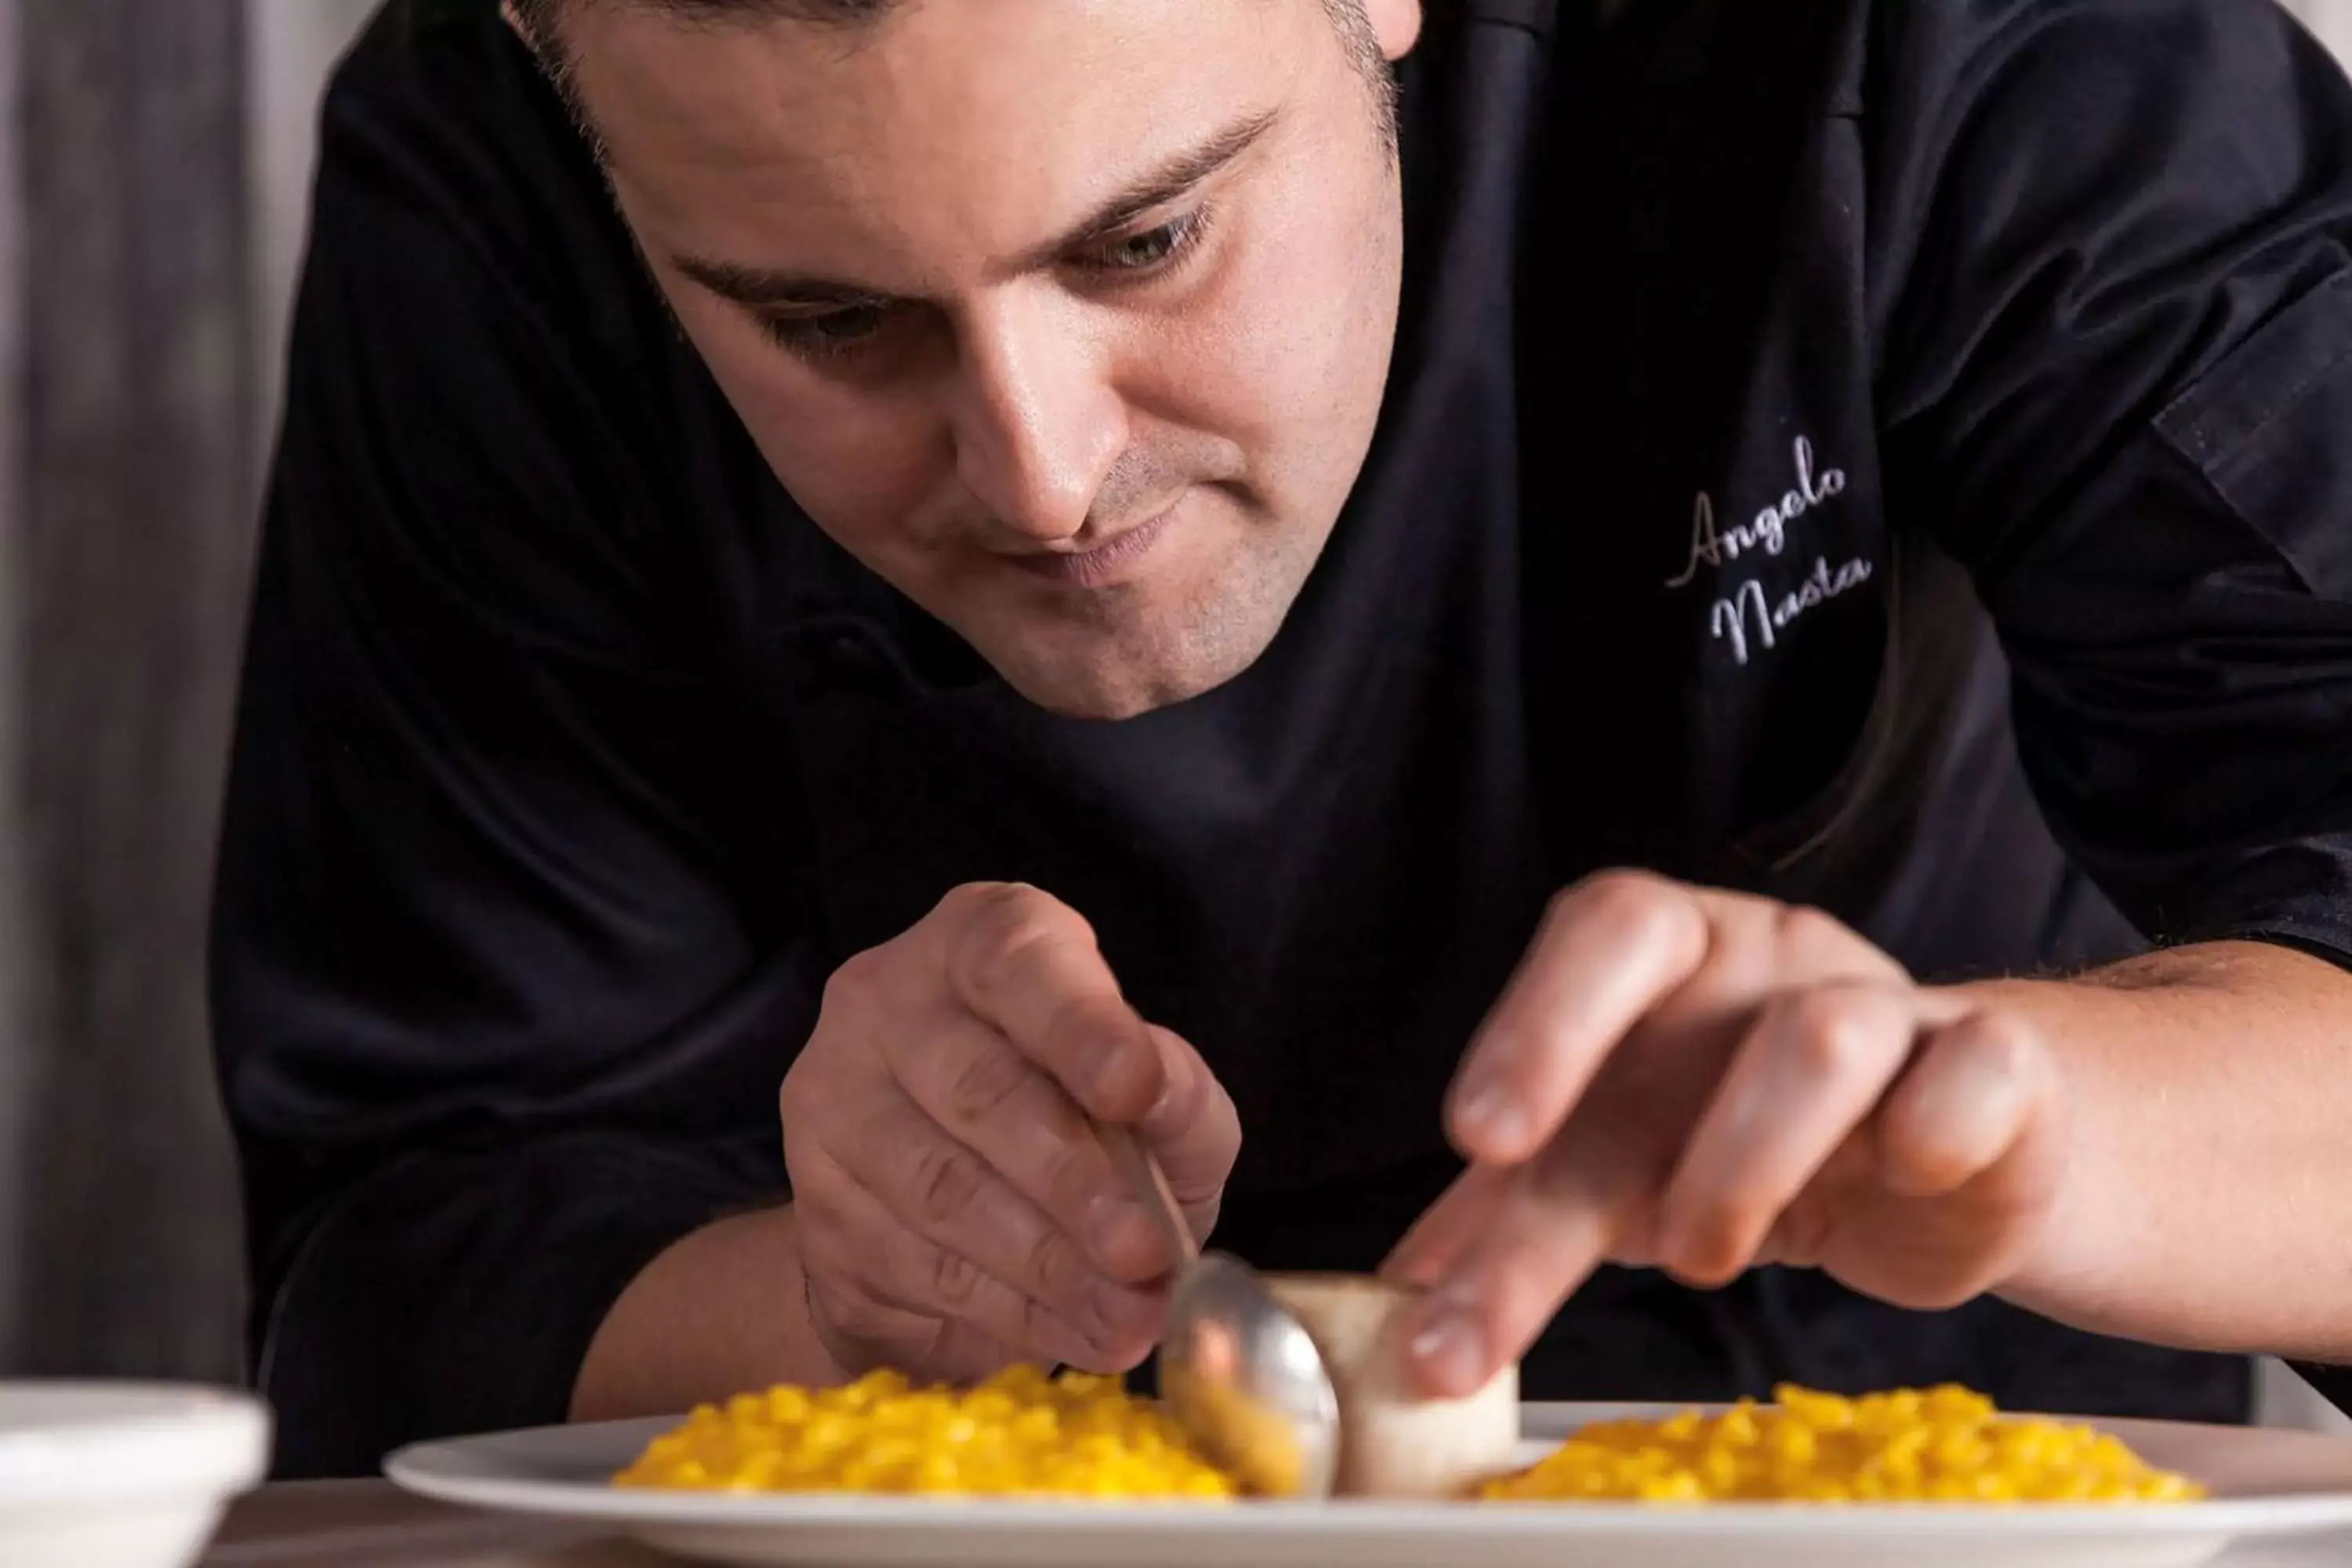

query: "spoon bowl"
(1160, 1252), (1342, 1499)
(1095, 1126), (1341, 1499)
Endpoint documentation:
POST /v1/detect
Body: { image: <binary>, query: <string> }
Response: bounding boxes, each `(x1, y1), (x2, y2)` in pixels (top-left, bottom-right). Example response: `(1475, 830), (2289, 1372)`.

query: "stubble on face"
(561, 0), (1414, 719)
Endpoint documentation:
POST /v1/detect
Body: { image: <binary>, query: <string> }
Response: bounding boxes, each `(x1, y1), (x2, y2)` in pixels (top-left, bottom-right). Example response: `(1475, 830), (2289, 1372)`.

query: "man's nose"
(947, 292), (1127, 545)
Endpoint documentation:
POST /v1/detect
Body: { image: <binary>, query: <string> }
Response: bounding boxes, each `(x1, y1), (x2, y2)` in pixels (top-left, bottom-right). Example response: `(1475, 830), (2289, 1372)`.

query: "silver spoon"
(1096, 1123), (1341, 1499)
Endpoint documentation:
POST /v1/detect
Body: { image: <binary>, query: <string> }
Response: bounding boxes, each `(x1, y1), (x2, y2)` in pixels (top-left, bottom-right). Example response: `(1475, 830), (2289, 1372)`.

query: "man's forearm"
(1973, 940), (2352, 1362)
(572, 1203), (851, 1422)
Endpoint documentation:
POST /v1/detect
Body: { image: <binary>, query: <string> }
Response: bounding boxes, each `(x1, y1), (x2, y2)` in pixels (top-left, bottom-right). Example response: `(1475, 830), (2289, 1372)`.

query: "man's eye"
(1086, 212), (1208, 276)
(761, 303), (890, 359)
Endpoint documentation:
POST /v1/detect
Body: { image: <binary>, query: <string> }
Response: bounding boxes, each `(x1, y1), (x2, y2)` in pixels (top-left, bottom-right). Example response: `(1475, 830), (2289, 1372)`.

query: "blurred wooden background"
(0, 0), (2345, 1419)
(0, 0), (253, 1381)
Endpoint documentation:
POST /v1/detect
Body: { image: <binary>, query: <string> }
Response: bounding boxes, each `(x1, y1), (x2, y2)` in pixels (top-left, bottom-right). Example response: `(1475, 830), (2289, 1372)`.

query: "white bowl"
(0, 1382), (271, 1568)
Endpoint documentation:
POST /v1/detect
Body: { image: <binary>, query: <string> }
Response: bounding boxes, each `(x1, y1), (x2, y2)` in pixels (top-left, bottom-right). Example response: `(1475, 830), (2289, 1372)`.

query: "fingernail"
(1454, 1080), (1527, 1152)
(1408, 1299), (1487, 1394)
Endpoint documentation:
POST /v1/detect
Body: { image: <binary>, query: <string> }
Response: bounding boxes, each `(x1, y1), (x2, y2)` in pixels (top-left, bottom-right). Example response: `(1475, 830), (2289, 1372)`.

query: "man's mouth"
(1004, 503), (1180, 590)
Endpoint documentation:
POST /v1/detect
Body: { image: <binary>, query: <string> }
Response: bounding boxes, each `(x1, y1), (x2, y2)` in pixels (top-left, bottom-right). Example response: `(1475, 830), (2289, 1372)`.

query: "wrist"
(572, 1201), (851, 1422)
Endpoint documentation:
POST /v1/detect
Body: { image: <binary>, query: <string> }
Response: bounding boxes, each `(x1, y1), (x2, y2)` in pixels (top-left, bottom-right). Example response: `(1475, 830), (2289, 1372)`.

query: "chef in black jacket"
(214, 0), (2352, 1475)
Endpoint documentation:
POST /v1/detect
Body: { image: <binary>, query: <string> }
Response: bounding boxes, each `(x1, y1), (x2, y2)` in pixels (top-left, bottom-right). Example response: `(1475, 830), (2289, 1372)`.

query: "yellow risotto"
(616, 1368), (2205, 1506)
(1485, 1385), (2205, 1504)
(614, 1366), (1235, 1499)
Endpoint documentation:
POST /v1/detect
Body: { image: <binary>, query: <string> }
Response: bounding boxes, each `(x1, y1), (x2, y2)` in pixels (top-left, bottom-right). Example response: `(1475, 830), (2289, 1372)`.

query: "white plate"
(0, 1381), (273, 1568)
(387, 1402), (2352, 1568)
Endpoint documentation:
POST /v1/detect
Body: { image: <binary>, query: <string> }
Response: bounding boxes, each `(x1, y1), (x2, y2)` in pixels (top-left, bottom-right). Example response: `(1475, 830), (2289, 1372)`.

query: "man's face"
(560, 0), (1421, 719)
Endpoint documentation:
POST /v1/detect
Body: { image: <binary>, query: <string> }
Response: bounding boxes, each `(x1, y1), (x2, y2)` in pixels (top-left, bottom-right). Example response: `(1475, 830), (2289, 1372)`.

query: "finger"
(824, 1088), (1165, 1357)
(1751, 1134), (1876, 1269)
(800, 1138), (1159, 1375)
(1446, 871), (1712, 1166)
(803, 1254), (1027, 1386)
(1653, 982), (1919, 1287)
(883, 1010), (1167, 1284)
(798, 1162), (1111, 1378)
(1396, 1153), (1617, 1399)
(804, 1276), (996, 1384)
(1381, 1163), (1515, 1288)
(937, 884), (1166, 1124)
(1875, 1010), (2054, 1201)
(1134, 1025), (1242, 1242)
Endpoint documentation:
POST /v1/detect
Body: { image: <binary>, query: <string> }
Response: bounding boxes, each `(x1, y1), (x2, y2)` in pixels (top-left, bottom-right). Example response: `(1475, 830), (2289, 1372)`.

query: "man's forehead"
(570, 0), (1313, 285)
(564, 0), (1303, 141)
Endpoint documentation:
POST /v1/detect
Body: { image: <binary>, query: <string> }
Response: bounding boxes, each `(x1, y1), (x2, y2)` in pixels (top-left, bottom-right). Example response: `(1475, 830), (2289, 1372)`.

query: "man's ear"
(1363, 0), (1422, 61)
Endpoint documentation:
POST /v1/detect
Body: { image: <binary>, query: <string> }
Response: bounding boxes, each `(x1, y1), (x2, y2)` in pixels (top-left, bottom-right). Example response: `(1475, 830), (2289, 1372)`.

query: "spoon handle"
(1096, 1123), (1201, 1268)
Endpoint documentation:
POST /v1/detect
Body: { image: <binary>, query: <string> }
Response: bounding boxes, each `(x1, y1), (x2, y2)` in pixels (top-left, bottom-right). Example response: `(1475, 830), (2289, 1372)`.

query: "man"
(214, 0), (2352, 1479)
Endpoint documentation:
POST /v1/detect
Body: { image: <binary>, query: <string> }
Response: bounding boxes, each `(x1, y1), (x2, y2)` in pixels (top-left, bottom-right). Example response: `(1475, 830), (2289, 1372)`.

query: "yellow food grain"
(614, 1366), (1236, 1500)
(1483, 1384), (2205, 1505)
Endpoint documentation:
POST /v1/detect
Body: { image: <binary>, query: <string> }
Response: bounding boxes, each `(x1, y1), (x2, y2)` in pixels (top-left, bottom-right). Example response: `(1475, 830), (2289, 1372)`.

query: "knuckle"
(1780, 988), (1888, 1078)
(909, 1138), (989, 1227)
(1027, 1227), (1092, 1317)
(934, 881), (1018, 929)
(951, 887), (1086, 993)
(821, 948), (892, 1018)
(926, 1242), (986, 1311)
(1954, 1009), (2041, 1076)
(942, 1042), (1034, 1123)
(1770, 902), (1855, 957)
(1566, 870), (1705, 953)
(1561, 868), (1669, 921)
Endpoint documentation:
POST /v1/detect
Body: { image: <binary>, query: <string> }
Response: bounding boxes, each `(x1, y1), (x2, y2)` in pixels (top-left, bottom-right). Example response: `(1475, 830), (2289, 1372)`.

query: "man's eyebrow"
(1026, 106), (1280, 265)
(670, 259), (882, 310)
(670, 107), (1281, 310)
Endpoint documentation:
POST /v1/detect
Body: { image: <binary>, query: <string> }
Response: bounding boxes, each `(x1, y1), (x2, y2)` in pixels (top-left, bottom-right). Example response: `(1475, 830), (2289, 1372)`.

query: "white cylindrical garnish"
(1263, 1274), (1520, 1500)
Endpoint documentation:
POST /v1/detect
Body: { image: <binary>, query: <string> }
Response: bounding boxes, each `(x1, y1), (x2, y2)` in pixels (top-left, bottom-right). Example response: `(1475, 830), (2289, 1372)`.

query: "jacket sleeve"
(211, 16), (818, 1478)
(1869, 0), (2352, 965)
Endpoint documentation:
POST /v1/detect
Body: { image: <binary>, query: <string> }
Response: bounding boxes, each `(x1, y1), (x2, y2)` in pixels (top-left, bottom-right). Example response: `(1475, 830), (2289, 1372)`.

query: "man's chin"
(997, 662), (1224, 723)
(987, 631), (1271, 722)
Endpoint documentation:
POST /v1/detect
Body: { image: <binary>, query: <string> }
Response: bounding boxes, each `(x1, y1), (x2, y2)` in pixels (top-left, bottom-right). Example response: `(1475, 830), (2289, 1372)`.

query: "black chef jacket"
(215, 0), (2352, 1477)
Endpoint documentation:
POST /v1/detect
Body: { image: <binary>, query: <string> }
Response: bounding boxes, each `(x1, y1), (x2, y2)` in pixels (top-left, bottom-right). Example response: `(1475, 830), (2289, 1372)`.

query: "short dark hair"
(511, 0), (1399, 154)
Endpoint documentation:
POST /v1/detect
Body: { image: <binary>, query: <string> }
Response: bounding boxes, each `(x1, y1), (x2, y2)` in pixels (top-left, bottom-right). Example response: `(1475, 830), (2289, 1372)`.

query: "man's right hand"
(781, 883), (1242, 1385)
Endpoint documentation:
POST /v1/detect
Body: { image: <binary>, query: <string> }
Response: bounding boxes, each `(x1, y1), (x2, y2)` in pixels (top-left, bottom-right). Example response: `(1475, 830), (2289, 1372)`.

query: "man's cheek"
(1221, 233), (1374, 418)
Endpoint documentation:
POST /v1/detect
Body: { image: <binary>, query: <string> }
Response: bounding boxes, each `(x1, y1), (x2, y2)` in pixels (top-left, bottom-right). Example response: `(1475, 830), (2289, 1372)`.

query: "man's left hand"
(1384, 870), (2068, 1398)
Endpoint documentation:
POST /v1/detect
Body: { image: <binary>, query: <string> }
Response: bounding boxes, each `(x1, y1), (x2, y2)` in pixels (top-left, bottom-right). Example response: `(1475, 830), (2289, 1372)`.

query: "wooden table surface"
(199, 1479), (2352, 1568)
(201, 1482), (667, 1566)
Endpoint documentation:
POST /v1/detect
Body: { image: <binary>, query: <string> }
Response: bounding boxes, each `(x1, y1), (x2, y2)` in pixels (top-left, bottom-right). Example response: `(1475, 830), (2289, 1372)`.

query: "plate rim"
(383, 1403), (2352, 1542)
